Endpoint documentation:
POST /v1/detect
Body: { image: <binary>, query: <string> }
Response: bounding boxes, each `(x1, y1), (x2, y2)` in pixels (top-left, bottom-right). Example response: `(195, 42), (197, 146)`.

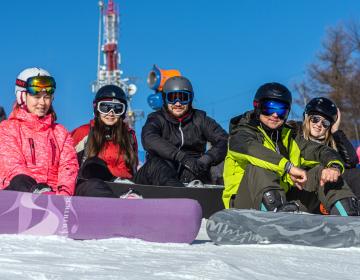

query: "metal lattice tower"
(92, 0), (143, 128)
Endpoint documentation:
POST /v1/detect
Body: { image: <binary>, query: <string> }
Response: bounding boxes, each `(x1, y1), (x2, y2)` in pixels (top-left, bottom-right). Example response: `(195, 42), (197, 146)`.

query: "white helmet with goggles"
(15, 67), (55, 106)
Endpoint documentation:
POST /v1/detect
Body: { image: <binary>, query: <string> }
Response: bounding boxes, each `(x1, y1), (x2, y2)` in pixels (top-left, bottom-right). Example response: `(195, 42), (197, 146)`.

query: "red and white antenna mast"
(93, 0), (142, 127)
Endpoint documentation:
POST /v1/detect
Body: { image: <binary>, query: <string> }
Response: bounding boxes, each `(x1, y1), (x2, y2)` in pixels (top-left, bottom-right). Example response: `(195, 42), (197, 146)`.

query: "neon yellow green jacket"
(223, 111), (344, 208)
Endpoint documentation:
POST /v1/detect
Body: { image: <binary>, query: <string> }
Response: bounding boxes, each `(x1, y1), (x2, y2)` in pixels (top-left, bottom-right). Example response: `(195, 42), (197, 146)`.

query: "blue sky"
(1, 0), (360, 141)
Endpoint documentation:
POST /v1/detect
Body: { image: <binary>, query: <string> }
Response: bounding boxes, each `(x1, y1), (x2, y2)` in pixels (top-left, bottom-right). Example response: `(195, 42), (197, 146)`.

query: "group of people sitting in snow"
(0, 67), (359, 216)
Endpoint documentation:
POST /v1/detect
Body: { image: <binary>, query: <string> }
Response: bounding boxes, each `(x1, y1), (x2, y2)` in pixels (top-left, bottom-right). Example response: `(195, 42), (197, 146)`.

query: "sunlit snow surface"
(0, 220), (360, 280)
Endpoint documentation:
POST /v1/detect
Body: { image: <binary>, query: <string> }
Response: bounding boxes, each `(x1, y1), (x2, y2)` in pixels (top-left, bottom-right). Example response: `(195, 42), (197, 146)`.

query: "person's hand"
(182, 158), (207, 176)
(331, 108), (341, 134)
(288, 166), (307, 190)
(320, 167), (341, 187)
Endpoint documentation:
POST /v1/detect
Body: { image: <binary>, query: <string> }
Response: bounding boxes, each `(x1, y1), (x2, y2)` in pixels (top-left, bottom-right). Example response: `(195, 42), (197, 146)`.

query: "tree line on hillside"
(295, 21), (360, 141)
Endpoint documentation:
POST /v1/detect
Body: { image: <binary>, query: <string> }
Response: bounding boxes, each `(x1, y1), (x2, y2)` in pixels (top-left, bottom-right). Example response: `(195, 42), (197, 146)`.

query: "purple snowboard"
(0, 190), (202, 243)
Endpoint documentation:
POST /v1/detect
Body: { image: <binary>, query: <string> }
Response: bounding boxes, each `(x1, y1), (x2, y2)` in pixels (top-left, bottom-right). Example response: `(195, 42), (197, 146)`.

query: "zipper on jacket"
(178, 122), (184, 149)
(176, 122), (185, 174)
(50, 138), (56, 166)
(28, 138), (36, 165)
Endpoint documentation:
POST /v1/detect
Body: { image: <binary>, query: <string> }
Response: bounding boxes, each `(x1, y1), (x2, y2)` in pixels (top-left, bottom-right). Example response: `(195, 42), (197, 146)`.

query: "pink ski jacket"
(0, 107), (79, 195)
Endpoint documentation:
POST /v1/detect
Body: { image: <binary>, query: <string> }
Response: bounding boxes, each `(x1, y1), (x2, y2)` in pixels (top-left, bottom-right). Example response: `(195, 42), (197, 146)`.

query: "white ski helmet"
(15, 67), (52, 106)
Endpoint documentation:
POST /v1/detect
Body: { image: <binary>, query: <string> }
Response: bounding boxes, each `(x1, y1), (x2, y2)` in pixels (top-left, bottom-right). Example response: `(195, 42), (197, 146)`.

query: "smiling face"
(167, 102), (189, 118)
(99, 111), (120, 126)
(309, 115), (329, 139)
(26, 91), (53, 117)
(259, 113), (284, 129)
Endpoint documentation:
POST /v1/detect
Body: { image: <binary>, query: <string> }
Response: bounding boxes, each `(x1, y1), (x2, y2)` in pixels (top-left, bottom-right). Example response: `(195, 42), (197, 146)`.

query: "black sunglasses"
(309, 115), (331, 129)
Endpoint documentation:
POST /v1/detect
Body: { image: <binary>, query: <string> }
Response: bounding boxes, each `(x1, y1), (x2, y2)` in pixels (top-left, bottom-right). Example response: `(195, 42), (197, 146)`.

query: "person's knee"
(80, 157), (114, 181)
(6, 174), (37, 192)
(79, 178), (105, 188)
(10, 174), (36, 185)
(76, 178), (115, 197)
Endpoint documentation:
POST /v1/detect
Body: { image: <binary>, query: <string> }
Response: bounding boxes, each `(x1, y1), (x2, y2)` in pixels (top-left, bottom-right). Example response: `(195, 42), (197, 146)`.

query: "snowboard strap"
(334, 201), (349, 216)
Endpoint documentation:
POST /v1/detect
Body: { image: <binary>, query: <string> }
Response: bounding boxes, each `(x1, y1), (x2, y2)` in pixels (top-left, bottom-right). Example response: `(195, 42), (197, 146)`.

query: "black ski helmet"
(93, 85), (127, 115)
(304, 97), (337, 123)
(162, 76), (194, 103)
(253, 82), (292, 109)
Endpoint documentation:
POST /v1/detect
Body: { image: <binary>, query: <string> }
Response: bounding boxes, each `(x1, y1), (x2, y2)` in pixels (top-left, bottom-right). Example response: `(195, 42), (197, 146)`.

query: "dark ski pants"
(343, 168), (360, 199)
(6, 174), (37, 192)
(231, 164), (356, 213)
(75, 178), (117, 198)
(134, 156), (185, 187)
(75, 157), (118, 198)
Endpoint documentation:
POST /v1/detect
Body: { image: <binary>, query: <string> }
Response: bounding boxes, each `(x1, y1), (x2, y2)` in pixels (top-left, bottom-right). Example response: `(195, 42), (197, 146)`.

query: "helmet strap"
(16, 90), (27, 107)
(253, 101), (261, 119)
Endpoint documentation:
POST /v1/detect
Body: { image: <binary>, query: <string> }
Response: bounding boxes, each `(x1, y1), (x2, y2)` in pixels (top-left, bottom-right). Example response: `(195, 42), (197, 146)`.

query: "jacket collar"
(161, 107), (194, 124)
(9, 107), (54, 131)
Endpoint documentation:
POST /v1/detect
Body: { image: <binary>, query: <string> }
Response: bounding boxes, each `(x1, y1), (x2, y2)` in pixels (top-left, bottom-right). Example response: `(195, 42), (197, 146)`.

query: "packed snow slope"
(0, 220), (359, 280)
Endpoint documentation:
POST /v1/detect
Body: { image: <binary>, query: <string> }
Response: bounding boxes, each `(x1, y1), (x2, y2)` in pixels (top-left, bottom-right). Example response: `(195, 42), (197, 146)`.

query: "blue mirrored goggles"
(260, 100), (290, 119)
(165, 91), (193, 105)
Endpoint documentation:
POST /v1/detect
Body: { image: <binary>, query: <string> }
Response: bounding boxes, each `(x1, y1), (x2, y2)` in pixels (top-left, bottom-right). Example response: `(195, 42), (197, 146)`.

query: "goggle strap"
(16, 79), (27, 88)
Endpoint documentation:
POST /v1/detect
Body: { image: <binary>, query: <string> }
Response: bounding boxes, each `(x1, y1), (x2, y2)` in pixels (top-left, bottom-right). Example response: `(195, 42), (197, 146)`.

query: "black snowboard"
(107, 181), (224, 218)
(207, 208), (360, 248)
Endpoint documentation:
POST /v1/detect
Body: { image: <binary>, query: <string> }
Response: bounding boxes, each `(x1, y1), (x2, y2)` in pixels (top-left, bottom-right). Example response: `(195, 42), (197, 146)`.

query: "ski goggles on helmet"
(165, 91), (193, 105)
(16, 76), (56, 95)
(260, 100), (290, 119)
(97, 100), (126, 116)
(309, 115), (331, 129)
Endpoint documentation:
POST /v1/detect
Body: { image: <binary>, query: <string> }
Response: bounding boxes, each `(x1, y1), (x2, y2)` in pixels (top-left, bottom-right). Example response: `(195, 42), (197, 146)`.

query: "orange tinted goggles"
(16, 76), (56, 95)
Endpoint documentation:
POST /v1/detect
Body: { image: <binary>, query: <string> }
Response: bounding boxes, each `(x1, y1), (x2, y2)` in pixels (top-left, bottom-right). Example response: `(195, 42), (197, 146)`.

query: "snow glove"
(182, 154), (213, 177)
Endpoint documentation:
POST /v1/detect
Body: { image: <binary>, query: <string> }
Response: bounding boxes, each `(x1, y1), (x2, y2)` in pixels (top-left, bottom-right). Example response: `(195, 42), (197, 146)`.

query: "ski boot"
(260, 189), (299, 213)
(31, 183), (53, 194)
(186, 180), (205, 188)
(330, 197), (360, 216)
(119, 189), (143, 199)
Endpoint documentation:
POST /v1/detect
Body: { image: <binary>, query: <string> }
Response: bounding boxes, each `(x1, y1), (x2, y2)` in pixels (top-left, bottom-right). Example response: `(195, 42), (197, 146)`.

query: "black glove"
(198, 154), (213, 170)
(182, 157), (207, 176)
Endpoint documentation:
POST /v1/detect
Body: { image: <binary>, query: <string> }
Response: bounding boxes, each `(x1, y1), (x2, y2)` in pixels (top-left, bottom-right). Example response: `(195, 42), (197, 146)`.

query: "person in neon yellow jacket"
(223, 82), (359, 216)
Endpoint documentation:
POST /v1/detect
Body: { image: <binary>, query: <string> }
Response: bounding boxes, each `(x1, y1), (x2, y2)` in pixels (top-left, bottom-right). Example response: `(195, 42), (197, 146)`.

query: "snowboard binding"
(330, 197), (360, 216)
(260, 189), (299, 213)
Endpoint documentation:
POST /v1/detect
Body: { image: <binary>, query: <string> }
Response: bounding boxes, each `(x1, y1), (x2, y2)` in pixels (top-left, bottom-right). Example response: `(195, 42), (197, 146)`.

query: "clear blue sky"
(1, 0), (360, 141)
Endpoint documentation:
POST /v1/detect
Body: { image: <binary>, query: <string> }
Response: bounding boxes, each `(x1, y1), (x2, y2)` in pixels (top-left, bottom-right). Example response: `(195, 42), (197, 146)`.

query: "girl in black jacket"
(302, 97), (360, 198)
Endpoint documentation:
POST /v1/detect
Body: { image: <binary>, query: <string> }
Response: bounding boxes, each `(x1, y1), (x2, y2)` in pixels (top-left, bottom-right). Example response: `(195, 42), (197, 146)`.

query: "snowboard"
(106, 181), (224, 218)
(0, 190), (202, 243)
(206, 208), (360, 248)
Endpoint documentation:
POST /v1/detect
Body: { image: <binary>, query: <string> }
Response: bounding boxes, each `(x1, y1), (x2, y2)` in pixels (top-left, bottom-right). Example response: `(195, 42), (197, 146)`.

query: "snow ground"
(0, 220), (359, 280)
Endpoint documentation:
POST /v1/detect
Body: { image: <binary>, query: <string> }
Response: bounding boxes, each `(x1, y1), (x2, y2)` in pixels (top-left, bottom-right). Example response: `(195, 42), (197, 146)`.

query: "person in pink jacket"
(0, 67), (79, 195)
